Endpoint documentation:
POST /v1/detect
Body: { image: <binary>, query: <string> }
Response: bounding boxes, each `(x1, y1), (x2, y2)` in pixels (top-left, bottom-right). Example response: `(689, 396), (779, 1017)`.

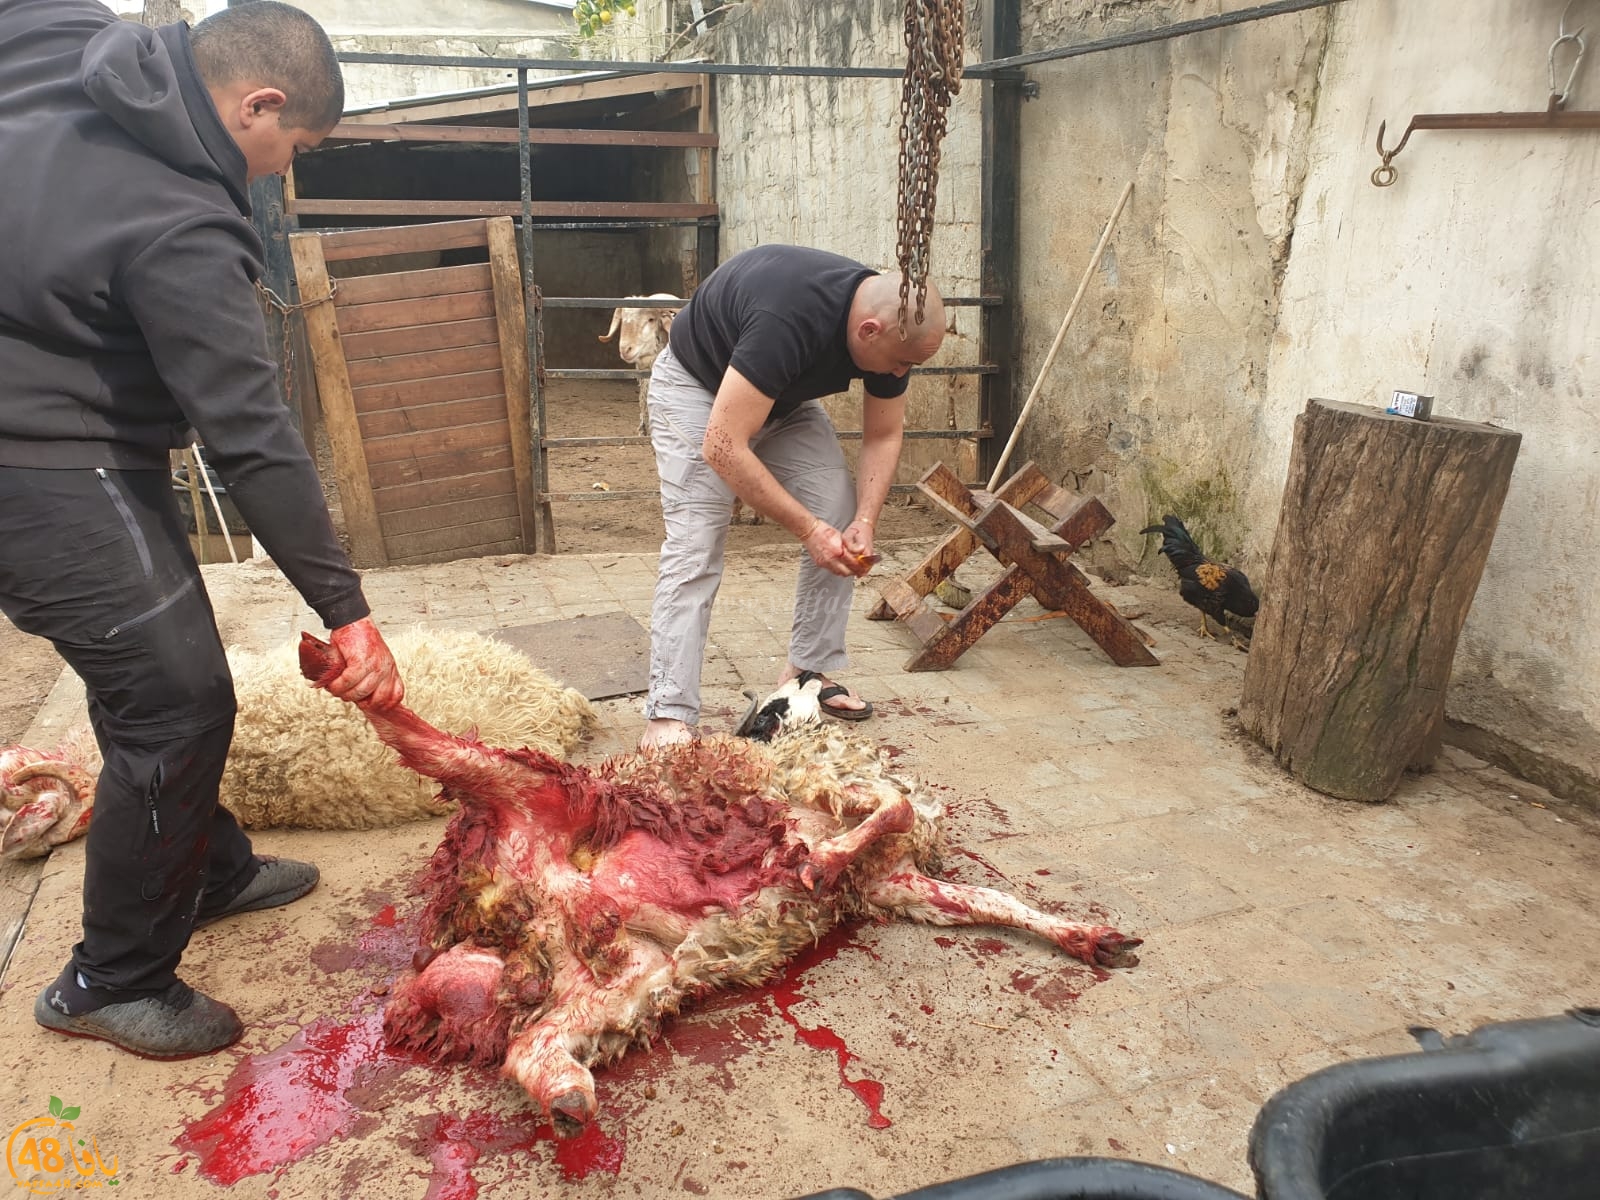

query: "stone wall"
(682, 0), (1599, 799)
(698, 0), (984, 481)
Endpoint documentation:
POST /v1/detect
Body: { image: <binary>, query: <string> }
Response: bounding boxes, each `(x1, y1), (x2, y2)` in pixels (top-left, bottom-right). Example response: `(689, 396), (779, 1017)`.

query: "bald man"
(640, 245), (946, 750)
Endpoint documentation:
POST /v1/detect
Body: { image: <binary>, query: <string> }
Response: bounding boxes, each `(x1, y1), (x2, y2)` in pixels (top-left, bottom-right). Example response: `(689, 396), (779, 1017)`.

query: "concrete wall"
(682, 0), (1599, 797)
(1248, 0), (1600, 792)
(698, 0), (985, 482)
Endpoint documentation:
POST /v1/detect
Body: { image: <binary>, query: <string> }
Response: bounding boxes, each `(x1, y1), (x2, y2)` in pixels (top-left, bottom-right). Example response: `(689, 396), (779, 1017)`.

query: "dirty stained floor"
(1, 538), (1597, 1199)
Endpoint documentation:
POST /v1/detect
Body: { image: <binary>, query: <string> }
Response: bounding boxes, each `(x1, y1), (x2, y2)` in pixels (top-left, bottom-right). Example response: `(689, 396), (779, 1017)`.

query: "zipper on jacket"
(95, 468), (154, 578)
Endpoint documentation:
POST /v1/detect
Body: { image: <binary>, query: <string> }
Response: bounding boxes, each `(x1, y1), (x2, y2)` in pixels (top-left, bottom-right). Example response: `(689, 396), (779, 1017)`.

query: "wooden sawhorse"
(868, 461), (1159, 671)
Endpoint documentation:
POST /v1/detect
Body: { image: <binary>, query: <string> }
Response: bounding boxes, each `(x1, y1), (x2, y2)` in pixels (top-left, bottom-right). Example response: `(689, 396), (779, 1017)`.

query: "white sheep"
(0, 627), (597, 856)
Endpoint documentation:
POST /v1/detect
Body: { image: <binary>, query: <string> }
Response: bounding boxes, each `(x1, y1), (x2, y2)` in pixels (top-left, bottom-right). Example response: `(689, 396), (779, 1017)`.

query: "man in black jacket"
(0, 0), (404, 1058)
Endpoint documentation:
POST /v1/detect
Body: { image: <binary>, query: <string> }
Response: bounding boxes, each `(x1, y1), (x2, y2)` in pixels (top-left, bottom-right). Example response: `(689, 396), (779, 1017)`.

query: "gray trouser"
(645, 343), (856, 724)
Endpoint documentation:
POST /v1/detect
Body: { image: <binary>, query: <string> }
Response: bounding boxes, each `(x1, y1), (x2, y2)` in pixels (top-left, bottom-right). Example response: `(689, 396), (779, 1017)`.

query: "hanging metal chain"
(895, 0), (966, 338)
(255, 278), (337, 412)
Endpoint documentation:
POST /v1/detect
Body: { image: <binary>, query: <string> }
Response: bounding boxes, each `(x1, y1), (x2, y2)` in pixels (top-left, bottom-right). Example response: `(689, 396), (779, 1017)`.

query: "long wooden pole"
(987, 180), (1133, 490)
(183, 448), (207, 565)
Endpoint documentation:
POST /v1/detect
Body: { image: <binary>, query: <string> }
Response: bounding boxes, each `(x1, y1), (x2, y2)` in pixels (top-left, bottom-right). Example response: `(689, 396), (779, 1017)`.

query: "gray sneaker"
(195, 856), (319, 929)
(35, 980), (242, 1060)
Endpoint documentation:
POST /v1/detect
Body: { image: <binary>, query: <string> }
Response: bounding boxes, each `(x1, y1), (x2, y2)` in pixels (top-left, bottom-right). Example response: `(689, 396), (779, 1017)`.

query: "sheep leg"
(799, 790), (915, 894)
(862, 870), (1142, 969)
(502, 943), (675, 1138)
(298, 633), (550, 804)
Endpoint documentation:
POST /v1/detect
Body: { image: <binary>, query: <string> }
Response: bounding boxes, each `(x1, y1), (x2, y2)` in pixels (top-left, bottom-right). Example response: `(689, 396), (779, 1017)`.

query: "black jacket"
(0, 0), (367, 629)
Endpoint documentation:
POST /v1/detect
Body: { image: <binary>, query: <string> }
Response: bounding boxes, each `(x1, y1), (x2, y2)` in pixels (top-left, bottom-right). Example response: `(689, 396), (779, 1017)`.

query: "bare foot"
(639, 718), (693, 751)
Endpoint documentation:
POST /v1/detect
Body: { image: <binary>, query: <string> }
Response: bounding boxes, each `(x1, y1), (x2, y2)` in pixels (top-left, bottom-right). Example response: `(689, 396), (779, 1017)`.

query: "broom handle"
(987, 180), (1134, 492)
(183, 447), (208, 564)
(191, 443), (239, 564)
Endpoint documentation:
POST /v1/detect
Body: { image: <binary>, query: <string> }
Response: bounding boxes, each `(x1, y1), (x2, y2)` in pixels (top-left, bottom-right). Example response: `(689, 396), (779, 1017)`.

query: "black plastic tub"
(1249, 1008), (1600, 1200)
(793, 1157), (1249, 1199)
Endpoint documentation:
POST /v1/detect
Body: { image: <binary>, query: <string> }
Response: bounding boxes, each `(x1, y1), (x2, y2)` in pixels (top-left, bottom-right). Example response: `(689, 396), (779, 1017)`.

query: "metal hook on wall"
(1549, 1), (1587, 110)
(1370, 105), (1600, 187)
(1371, 118), (1413, 187)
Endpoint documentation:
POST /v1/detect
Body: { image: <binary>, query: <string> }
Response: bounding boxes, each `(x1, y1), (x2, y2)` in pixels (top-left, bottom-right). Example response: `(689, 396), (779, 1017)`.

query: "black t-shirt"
(668, 245), (909, 422)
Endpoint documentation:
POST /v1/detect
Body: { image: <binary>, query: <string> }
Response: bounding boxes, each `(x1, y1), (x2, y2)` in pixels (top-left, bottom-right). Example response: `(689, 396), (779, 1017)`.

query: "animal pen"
(267, 2), (1352, 570)
(280, 57), (1001, 567)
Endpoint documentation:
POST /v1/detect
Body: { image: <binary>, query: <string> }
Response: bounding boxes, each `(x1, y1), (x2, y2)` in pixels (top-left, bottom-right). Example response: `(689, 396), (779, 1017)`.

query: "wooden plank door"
(288, 218), (540, 566)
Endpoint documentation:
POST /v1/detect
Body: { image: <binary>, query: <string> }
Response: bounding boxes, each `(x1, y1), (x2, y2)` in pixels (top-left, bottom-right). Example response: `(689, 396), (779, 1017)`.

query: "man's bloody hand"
(325, 617), (405, 709)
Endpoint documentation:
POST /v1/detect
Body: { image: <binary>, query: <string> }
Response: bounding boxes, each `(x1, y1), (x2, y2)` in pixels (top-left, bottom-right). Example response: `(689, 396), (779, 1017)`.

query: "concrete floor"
(2, 537), (1596, 1198)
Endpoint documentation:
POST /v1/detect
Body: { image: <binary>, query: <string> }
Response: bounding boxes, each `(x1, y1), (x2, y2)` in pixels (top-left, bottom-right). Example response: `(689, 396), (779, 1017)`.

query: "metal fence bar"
(518, 69), (554, 553)
(335, 3), (1349, 80)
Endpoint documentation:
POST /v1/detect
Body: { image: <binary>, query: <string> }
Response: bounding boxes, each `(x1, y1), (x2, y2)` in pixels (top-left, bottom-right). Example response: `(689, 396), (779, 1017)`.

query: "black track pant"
(0, 466), (257, 997)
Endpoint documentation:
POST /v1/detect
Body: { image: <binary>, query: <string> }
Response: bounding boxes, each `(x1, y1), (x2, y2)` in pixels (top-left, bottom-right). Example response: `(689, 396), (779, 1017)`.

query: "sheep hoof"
(549, 1088), (596, 1139)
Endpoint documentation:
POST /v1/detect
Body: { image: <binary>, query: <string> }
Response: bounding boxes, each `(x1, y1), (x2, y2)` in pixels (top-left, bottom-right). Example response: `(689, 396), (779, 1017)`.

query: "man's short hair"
(190, 2), (344, 131)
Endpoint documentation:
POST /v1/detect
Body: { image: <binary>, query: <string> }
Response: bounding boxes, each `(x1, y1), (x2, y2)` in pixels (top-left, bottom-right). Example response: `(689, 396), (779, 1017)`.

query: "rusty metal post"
(977, 0), (1022, 486)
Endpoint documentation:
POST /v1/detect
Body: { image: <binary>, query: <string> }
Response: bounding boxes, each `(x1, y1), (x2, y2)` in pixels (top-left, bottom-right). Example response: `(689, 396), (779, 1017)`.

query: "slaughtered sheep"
(298, 631), (1142, 1137)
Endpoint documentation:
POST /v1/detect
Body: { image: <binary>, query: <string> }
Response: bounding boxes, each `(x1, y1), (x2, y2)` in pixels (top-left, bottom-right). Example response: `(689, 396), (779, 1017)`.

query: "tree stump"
(1238, 398), (1521, 802)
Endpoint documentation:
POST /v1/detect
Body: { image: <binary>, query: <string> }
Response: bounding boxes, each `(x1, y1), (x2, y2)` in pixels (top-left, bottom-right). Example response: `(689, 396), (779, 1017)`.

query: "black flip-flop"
(816, 683), (873, 722)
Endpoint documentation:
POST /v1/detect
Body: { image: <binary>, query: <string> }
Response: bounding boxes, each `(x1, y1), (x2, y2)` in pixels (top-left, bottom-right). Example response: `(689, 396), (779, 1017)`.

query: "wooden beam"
(353, 373), (506, 417)
(287, 233), (388, 568)
(292, 199), (721, 220)
(315, 219), (490, 263)
(377, 492), (520, 537)
(325, 122), (718, 147)
(485, 216), (542, 555)
(371, 471), (517, 515)
(344, 343), (502, 390)
(362, 419), (510, 465)
(334, 263), (492, 306)
(867, 461), (1053, 621)
(367, 444), (515, 490)
(384, 517), (524, 561)
(339, 315), (500, 362)
(358, 395), (510, 437)
(337, 290), (497, 336)
(337, 72), (700, 126)
(904, 567), (1036, 672)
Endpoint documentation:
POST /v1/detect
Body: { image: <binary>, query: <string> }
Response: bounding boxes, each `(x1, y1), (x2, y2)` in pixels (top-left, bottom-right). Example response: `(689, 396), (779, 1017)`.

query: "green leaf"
(49, 1096), (62, 1117)
(62, 1107), (81, 1121)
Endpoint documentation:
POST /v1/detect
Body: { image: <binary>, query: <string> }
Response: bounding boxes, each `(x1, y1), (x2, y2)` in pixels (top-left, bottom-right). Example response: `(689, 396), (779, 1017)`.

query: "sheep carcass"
(597, 294), (680, 436)
(0, 628), (596, 859)
(298, 632), (1141, 1138)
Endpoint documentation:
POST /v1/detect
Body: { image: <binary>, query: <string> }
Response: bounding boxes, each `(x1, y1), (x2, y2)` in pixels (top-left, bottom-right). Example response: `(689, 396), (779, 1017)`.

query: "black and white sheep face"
(737, 672), (827, 743)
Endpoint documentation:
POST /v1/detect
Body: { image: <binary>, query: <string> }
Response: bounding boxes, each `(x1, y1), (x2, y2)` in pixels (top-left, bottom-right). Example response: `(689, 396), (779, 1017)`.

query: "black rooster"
(1139, 515), (1259, 643)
